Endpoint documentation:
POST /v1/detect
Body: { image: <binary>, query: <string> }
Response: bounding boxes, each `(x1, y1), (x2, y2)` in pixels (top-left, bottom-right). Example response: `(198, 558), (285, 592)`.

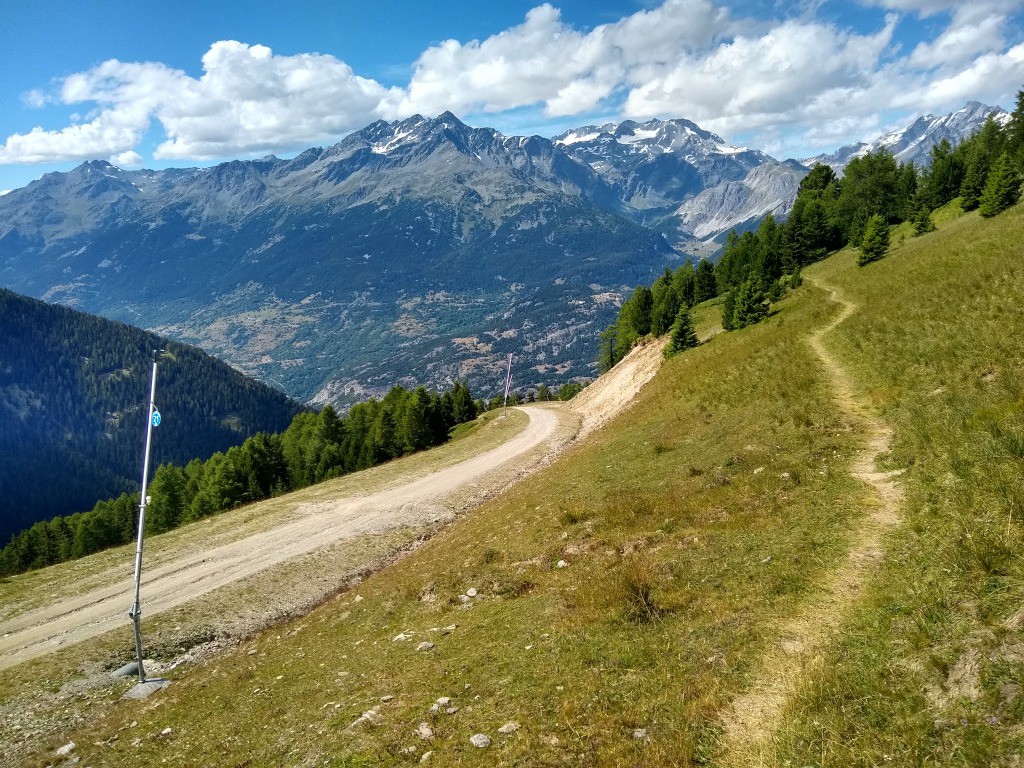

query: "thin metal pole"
(129, 350), (160, 683)
(502, 353), (513, 418)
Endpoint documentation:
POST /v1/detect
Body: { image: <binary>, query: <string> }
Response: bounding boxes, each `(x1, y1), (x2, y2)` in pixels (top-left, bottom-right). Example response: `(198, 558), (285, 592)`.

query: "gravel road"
(0, 407), (560, 671)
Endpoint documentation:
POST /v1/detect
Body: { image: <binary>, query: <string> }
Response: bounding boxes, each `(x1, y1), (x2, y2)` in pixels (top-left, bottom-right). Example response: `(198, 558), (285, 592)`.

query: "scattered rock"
(466, 588), (478, 598)
(429, 704), (440, 713)
(420, 751), (433, 763)
(470, 733), (492, 748)
(441, 624), (457, 635)
(753, 466), (765, 475)
(556, 560), (568, 569)
(633, 728), (649, 740)
(347, 707), (380, 730)
(498, 721), (520, 734)
(400, 745), (418, 755)
(354, 595), (363, 602)
(416, 642), (435, 652)
(393, 631), (414, 642)
(381, 695), (395, 703)
(56, 742), (76, 756)
(446, 706), (460, 715)
(416, 722), (434, 740)
(436, 696), (452, 706)
(459, 594), (471, 604)
(160, 727), (172, 736)
(781, 471), (791, 478)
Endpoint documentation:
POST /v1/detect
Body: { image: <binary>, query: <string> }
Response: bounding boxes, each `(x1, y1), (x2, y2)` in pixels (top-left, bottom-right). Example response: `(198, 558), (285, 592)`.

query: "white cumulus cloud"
(0, 0), (1022, 167)
(110, 150), (144, 168)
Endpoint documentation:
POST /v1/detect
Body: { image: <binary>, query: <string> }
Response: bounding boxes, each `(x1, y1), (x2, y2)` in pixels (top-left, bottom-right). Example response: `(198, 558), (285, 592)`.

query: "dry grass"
(11, 200), (1024, 767)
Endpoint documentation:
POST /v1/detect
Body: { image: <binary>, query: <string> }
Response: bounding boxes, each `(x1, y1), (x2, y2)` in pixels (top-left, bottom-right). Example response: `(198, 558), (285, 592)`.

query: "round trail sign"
(151, 410), (161, 427)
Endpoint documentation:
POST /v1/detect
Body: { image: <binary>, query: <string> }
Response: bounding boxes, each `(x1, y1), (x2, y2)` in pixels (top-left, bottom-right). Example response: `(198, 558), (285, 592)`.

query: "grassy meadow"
(11, 200), (1024, 767)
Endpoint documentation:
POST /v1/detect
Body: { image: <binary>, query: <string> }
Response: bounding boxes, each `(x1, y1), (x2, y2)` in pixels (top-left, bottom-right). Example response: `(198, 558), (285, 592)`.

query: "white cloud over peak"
(0, 0), (1021, 167)
(155, 41), (388, 159)
(110, 150), (144, 168)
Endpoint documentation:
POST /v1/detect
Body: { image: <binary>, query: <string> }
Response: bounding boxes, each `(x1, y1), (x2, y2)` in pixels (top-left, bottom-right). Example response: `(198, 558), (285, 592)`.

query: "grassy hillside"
(10, 202), (1024, 766)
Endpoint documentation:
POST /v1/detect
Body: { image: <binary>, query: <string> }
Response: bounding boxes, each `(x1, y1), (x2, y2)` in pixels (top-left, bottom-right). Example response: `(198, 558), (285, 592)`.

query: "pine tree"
(979, 152), (1022, 218)
(721, 290), (736, 331)
(598, 323), (619, 373)
(664, 308), (698, 358)
(732, 279), (768, 328)
(912, 205), (935, 236)
(858, 214), (889, 265)
(693, 259), (718, 303)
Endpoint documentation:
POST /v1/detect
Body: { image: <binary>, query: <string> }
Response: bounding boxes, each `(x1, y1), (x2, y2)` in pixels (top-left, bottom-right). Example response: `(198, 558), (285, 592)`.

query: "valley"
(2, 201), (1020, 766)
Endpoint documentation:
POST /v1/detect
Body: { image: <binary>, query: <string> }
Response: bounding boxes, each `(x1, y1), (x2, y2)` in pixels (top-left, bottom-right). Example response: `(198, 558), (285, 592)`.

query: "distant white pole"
(129, 349), (162, 683)
(502, 353), (513, 418)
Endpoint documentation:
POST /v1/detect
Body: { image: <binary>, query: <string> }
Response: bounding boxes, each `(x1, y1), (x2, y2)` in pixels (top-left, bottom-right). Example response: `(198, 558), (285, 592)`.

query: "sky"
(1, 0), (1022, 193)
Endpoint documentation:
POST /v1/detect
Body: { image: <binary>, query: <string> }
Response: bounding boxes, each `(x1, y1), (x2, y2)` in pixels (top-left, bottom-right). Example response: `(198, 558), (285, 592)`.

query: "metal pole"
(502, 353), (513, 418)
(129, 350), (161, 683)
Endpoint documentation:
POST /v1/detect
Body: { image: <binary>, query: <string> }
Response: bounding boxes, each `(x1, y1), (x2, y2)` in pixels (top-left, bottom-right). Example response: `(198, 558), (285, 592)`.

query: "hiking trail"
(717, 276), (905, 765)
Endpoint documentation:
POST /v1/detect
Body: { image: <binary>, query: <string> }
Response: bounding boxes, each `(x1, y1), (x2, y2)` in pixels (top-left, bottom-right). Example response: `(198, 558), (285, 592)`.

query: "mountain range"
(0, 102), (1004, 404)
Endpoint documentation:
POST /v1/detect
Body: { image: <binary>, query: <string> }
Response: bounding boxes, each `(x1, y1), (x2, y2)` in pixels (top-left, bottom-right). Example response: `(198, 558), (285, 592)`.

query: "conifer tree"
(979, 152), (1022, 218)
(732, 278), (768, 328)
(858, 214), (889, 265)
(693, 259), (718, 303)
(721, 290), (736, 331)
(664, 308), (698, 358)
(912, 205), (936, 236)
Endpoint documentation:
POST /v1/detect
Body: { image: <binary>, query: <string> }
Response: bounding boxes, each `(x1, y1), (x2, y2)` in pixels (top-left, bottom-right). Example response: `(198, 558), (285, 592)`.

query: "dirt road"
(0, 407), (561, 672)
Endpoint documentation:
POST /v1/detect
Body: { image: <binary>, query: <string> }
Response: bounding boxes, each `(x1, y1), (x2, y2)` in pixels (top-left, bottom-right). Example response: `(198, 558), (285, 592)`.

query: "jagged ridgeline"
(600, 88), (1024, 365)
(0, 288), (303, 544)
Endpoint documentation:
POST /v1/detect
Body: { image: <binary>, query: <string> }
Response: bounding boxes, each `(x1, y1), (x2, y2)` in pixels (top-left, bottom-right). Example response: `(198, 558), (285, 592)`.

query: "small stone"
(381, 695), (395, 703)
(753, 466), (765, 475)
(400, 745), (418, 755)
(354, 595), (364, 603)
(416, 722), (434, 740)
(436, 696), (452, 706)
(393, 631), (413, 642)
(466, 588), (478, 598)
(247, 648), (257, 655)
(556, 560), (568, 569)
(446, 706), (460, 715)
(470, 733), (492, 748)
(781, 471), (791, 478)
(498, 721), (520, 734)
(633, 727), (649, 740)
(429, 703), (440, 713)
(420, 751), (433, 763)
(416, 641), (435, 652)
(440, 624), (457, 635)
(525, 644), (534, 650)
(459, 594), (471, 603)
(56, 742), (76, 756)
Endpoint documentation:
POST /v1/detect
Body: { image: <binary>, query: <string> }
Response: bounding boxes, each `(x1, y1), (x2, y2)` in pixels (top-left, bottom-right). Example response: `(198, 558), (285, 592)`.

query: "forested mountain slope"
(0, 288), (302, 542)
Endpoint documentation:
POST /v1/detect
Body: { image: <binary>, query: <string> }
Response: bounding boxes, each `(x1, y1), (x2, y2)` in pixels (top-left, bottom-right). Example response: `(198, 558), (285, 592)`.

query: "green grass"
(18, 252), (870, 767)
(768, 203), (1024, 766)
(12, 201), (1024, 767)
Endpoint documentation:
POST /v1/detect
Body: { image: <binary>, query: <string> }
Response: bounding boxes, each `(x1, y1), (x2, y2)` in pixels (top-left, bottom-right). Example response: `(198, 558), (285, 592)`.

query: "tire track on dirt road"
(0, 407), (562, 671)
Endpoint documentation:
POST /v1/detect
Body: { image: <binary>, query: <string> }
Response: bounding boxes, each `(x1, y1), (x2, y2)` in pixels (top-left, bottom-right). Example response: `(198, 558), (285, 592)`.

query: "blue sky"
(1, 0), (1022, 192)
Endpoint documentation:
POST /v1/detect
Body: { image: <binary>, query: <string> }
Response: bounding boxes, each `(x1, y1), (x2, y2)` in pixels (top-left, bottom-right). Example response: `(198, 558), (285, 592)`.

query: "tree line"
(0, 288), (303, 545)
(600, 88), (1024, 368)
(0, 381), (478, 576)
